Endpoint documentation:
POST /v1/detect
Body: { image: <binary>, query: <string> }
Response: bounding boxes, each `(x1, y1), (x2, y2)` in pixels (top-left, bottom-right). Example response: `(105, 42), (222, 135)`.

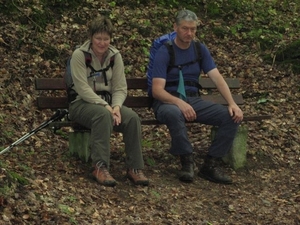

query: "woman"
(68, 16), (149, 187)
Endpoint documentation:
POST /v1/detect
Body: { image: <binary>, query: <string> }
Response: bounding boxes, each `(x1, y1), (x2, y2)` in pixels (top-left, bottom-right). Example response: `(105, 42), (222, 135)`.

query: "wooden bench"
(35, 77), (271, 169)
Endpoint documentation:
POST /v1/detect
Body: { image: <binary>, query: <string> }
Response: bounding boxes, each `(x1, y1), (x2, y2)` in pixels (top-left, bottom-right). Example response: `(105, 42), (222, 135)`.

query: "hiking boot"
(127, 169), (149, 186)
(92, 161), (117, 187)
(178, 154), (194, 183)
(198, 156), (232, 184)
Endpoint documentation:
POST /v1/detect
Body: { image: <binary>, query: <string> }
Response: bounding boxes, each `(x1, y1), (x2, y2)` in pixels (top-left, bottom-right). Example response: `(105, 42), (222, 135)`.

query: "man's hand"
(176, 99), (196, 121)
(228, 104), (243, 123)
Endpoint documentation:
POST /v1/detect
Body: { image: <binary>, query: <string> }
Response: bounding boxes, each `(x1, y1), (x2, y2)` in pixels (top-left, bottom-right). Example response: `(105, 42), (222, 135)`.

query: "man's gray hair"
(175, 9), (198, 25)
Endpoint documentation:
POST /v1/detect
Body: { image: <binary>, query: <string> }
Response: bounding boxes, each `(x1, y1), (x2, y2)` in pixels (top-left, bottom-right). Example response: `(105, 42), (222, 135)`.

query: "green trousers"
(69, 100), (144, 169)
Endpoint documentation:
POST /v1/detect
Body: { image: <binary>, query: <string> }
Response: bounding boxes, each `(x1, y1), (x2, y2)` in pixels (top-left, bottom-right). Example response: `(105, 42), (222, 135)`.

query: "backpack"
(65, 47), (115, 103)
(146, 32), (202, 97)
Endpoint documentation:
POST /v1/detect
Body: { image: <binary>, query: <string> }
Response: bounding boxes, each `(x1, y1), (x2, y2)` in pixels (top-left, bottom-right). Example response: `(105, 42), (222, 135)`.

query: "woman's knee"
(92, 108), (113, 124)
(123, 109), (141, 124)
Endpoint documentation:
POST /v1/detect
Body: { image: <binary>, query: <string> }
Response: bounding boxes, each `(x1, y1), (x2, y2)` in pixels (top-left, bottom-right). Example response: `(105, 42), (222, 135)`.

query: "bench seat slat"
(35, 78), (66, 90)
(200, 78), (240, 89)
(242, 115), (271, 121)
(37, 97), (68, 109)
(49, 114), (271, 130)
(36, 94), (244, 109)
(35, 78), (240, 90)
(50, 120), (162, 128)
(35, 77), (271, 124)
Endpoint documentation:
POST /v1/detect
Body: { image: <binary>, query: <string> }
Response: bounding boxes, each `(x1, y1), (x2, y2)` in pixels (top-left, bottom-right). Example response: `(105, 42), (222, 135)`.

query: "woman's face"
(91, 32), (111, 55)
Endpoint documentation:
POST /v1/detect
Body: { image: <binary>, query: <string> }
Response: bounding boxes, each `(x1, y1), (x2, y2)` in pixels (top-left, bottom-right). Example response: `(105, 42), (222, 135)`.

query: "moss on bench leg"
(211, 125), (248, 170)
(69, 131), (91, 162)
(223, 125), (248, 170)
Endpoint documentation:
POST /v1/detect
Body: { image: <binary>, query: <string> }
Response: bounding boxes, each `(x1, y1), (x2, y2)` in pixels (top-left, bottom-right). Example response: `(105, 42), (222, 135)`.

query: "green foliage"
(213, 27), (228, 38)
(264, 39), (300, 73)
(58, 204), (75, 214)
(156, 0), (202, 9)
(0, 184), (11, 196)
(46, 0), (82, 8)
(113, 0), (201, 9)
(205, 0), (299, 52)
(142, 139), (153, 148)
(2, 130), (14, 140)
(7, 171), (29, 185)
(68, 217), (78, 225)
(276, 39), (300, 60)
(206, 2), (221, 16)
(257, 98), (269, 104)
(2, 0), (298, 56)
(151, 190), (161, 199)
(146, 157), (156, 166)
(157, 0), (179, 7)
(0, 0), (82, 31)
(109, 1), (116, 7)
(0, 113), (5, 124)
(112, 0), (166, 7)
(55, 130), (69, 140)
(0, 0), (18, 15)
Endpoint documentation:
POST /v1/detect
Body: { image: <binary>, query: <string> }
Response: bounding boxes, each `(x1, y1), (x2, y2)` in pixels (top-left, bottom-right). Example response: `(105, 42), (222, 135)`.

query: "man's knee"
(159, 105), (184, 122)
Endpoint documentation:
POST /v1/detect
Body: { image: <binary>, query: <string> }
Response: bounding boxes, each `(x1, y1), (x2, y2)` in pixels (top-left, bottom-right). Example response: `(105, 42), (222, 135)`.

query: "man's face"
(174, 20), (197, 44)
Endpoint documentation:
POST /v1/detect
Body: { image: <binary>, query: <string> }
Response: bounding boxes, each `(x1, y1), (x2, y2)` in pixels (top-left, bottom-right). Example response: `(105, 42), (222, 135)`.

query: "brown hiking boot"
(92, 161), (117, 187)
(127, 169), (149, 186)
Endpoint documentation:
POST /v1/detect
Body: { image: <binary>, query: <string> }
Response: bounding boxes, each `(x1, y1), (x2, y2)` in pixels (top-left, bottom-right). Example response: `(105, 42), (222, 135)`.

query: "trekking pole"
(0, 109), (68, 155)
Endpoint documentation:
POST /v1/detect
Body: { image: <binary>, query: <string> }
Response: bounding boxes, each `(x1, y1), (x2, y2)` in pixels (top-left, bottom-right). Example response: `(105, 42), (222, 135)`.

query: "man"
(151, 9), (243, 184)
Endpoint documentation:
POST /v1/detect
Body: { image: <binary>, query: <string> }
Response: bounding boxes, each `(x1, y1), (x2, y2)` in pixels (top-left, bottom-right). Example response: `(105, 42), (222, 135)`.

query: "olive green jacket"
(70, 40), (127, 108)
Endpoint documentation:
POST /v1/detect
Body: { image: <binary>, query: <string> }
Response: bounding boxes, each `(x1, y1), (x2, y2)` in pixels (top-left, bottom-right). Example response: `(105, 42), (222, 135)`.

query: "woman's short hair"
(88, 16), (114, 37)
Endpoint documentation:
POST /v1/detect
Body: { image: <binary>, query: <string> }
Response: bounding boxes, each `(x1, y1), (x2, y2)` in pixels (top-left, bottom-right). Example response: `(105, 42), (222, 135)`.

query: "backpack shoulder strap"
(194, 40), (203, 90)
(165, 40), (201, 70)
(194, 40), (202, 67)
(83, 51), (115, 71)
(108, 55), (115, 68)
(164, 40), (203, 90)
(164, 40), (176, 72)
(82, 51), (94, 72)
(102, 55), (115, 86)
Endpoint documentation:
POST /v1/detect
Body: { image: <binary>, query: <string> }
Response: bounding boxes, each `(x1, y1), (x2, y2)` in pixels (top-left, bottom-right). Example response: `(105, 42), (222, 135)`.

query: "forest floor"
(0, 1), (300, 225)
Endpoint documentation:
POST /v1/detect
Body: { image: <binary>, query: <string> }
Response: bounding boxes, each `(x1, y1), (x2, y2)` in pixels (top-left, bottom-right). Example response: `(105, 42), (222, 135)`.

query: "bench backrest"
(35, 78), (243, 109)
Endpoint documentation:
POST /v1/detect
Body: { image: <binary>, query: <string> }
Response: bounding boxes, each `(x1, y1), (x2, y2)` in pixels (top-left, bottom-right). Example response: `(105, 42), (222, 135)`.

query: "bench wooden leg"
(69, 131), (91, 162)
(211, 125), (248, 170)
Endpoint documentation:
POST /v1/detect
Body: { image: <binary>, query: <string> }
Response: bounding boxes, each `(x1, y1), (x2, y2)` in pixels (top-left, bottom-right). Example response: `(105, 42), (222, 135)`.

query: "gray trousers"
(69, 100), (144, 169)
(153, 97), (240, 157)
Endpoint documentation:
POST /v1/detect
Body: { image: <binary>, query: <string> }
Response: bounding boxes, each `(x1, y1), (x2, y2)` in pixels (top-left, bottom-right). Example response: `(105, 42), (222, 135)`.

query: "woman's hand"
(112, 105), (121, 126)
(104, 105), (121, 125)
